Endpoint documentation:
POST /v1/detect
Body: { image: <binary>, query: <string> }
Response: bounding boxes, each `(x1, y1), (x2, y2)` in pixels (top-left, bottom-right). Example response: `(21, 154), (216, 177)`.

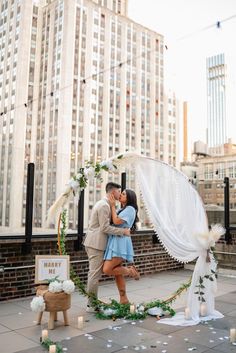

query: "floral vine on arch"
(47, 154), (123, 225)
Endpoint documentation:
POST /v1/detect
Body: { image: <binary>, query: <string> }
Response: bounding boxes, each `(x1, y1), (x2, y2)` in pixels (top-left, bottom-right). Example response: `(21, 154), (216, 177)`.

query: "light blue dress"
(103, 206), (136, 262)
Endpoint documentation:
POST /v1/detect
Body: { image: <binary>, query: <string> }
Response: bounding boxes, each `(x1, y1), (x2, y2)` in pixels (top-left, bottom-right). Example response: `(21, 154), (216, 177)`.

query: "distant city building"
(206, 53), (227, 155)
(197, 140), (236, 209)
(183, 101), (188, 162)
(193, 140), (208, 157)
(0, 0), (179, 231)
(180, 161), (198, 187)
(164, 91), (179, 167)
(91, 0), (128, 15)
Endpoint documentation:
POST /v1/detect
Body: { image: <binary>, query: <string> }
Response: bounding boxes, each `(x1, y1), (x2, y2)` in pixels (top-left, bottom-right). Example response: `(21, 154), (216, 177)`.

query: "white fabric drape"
(112, 152), (224, 325)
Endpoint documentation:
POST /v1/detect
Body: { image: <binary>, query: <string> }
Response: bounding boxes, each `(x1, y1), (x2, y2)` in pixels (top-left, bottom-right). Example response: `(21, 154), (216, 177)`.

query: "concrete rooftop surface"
(0, 269), (236, 353)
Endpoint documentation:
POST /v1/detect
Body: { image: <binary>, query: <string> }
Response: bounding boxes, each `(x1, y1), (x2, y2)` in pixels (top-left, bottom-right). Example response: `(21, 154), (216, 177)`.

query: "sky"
(128, 0), (236, 155)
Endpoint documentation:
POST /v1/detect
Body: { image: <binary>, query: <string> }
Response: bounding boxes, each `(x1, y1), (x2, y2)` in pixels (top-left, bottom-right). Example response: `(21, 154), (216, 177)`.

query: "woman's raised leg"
(103, 257), (128, 276)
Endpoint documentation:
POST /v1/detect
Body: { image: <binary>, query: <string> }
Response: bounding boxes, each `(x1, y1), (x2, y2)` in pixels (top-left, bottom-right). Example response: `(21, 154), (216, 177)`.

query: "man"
(84, 182), (130, 312)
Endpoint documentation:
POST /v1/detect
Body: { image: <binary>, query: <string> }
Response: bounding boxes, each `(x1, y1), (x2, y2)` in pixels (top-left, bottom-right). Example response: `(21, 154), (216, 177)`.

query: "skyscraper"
(183, 101), (188, 162)
(206, 53), (227, 155)
(0, 0), (179, 231)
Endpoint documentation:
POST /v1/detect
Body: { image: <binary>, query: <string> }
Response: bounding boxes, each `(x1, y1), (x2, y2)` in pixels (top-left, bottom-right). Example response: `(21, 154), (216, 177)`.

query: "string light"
(190, 168), (236, 180)
(177, 13), (236, 41)
(0, 13), (235, 118)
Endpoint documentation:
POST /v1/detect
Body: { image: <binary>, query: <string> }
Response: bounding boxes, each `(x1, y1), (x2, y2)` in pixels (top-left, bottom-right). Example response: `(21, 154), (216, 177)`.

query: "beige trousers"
(85, 246), (104, 305)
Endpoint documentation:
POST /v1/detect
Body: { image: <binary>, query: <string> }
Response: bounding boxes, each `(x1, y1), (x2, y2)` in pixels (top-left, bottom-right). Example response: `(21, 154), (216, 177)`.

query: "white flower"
(102, 308), (117, 316)
(137, 305), (145, 312)
(100, 160), (108, 167)
(76, 173), (83, 180)
(48, 280), (63, 293)
(100, 160), (115, 171)
(209, 224), (225, 243)
(30, 296), (45, 312)
(195, 224), (225, 249)
(147, 307), (163, 316)
(62, 280), (75, 294)
(84, 166), (95, 178)
(68, 179), (80, 192)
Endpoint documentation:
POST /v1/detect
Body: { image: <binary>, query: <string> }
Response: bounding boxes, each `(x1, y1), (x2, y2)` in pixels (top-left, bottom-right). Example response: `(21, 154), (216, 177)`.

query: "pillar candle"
(49, 345), (56, 353)
(230, 328), (236, 343)
(200, 303), (207, 317)
(78, 316), (84, 329)
(184, 307), (191, 320)
(41, 329), (48, 342)
(130, 304), (135, 314)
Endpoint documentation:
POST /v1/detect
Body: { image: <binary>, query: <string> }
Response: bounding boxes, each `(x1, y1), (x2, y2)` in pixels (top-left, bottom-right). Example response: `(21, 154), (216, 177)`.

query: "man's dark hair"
(106, 182), (121, 193)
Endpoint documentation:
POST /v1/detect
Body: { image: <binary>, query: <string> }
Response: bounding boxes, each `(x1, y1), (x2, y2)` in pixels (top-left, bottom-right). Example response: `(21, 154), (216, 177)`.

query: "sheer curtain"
(113, 153), (224, 325)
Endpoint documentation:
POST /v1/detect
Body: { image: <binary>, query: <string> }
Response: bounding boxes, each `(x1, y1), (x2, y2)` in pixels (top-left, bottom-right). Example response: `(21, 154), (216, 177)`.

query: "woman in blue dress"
(103, 189), (140, 304)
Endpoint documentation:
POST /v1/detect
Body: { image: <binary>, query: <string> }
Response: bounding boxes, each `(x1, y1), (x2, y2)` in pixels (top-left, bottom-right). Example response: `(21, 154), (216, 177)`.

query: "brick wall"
(0, 231), (183, 301)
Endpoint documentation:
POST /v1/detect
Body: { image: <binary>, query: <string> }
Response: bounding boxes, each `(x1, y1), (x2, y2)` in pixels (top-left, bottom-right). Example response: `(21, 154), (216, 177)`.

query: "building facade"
(0, 0), (179, 232)
(197, 151), (236, 210)
(164, 91), (179, 167)
(206, 53), (227, 155)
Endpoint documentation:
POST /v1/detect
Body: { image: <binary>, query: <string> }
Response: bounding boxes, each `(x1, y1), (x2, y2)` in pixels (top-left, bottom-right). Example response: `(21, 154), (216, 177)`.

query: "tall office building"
(0, 0), (41, 229)
(164, 91), (179, 167)
(0, 0), (179, 231)
(206, 53), (227, 155)
(183, 101), (188, 162)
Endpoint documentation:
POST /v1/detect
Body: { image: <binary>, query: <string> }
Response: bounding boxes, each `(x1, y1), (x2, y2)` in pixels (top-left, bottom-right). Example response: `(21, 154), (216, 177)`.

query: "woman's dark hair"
(119, 188), (139, 232)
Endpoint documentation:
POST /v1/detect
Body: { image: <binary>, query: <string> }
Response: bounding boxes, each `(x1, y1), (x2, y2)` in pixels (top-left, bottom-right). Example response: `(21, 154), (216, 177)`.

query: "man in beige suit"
(84, 182), (130, 312)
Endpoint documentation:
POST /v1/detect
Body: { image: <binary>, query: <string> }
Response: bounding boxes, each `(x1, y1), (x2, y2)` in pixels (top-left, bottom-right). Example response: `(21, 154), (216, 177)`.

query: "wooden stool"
(36, 286), (71, 330)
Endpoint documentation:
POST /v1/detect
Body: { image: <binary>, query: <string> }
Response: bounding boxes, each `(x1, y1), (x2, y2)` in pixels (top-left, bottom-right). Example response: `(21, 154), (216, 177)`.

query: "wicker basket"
(36, 286), (71, 312)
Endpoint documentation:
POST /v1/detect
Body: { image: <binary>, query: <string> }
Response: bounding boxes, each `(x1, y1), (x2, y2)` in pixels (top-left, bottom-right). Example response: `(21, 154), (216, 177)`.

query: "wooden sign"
(35, 255), (70, 283)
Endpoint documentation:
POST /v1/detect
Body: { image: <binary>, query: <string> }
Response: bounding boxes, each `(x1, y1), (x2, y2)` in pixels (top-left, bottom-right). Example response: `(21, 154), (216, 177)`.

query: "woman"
(103, 189), (140, 304)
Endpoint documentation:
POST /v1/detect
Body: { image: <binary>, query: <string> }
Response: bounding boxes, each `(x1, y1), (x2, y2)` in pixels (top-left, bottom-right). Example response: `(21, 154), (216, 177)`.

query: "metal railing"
(20, 165), (234, 254)
(21, 165), (127, 254)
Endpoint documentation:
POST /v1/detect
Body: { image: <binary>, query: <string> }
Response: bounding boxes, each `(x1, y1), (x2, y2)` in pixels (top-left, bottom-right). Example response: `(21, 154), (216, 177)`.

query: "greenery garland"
(194, 247), (218, 303)
(40, 338), (63, 353)
(57, 209), (67, 256)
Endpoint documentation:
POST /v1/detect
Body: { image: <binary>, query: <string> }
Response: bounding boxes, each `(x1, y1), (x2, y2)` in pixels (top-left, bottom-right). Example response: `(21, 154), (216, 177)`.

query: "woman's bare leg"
(103, 258), (131, 304)
(103, 258), (129, 276)
(115, 274), (129, 304)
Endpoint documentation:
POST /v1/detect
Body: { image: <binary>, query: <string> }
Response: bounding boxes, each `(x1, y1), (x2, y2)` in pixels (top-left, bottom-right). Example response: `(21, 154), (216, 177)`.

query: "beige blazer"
(83, 197), (126, 251)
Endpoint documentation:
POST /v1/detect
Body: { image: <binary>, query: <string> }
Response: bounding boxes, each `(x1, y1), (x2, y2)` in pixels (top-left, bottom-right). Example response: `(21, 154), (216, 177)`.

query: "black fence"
(21, 163), (127, 254)
(21, 164), (233, 254)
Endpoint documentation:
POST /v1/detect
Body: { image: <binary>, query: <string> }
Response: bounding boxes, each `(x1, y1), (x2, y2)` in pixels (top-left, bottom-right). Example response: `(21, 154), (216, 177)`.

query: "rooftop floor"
(0, 268), (236, 353)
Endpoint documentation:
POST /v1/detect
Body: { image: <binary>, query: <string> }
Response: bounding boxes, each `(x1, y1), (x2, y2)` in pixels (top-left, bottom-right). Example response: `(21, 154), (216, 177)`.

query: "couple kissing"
(83, 182), (140, 312)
